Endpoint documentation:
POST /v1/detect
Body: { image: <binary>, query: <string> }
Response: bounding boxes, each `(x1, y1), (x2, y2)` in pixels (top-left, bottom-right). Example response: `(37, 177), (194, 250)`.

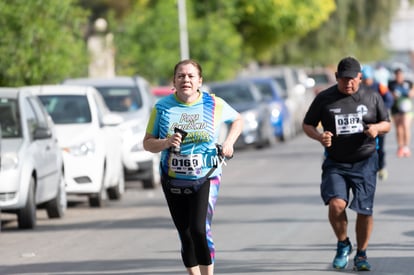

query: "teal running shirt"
(146, 91), (239, 180)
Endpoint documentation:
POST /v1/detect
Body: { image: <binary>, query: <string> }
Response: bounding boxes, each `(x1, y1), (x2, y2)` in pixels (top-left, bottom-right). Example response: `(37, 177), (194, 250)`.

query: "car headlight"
(63, 140), (95, 156)
(242, 110), (259, 130)
(270, 102), (283, 119)
(1, 152), (19, 170)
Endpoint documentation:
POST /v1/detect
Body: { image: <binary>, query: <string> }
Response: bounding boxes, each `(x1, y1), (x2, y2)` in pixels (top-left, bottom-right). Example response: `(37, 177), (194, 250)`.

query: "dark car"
(248, 77), (295, 141)
(238, 66), (315, 135)
(207, 80), (275, 149)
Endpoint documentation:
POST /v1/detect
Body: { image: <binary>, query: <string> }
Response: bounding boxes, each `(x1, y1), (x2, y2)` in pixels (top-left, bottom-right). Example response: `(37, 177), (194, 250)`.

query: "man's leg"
(328, 198), (348, 241)
(354, 214), (373, 271)
(355, 213), (373, 252)
(329, 198), (353, 269)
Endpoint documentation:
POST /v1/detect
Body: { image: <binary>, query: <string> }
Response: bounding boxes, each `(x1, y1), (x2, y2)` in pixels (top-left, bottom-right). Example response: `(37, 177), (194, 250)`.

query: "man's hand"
(320, 131), (334, 147)
(364, 124), (378, 139)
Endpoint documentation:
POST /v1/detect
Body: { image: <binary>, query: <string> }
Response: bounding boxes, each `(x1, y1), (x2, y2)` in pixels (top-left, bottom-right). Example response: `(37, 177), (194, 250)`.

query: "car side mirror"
(33, 127), (52, 140)
(102, 113), (124, 126)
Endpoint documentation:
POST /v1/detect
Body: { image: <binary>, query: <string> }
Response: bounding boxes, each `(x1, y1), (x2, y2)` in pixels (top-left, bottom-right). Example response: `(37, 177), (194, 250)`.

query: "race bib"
(335, 113), (364, 135)
(170, 154), (203, 176)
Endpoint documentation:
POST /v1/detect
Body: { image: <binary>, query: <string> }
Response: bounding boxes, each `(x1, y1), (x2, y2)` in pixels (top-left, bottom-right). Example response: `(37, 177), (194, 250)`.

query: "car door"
(91, 91), (122, 188)
(25, 96), (59, 200)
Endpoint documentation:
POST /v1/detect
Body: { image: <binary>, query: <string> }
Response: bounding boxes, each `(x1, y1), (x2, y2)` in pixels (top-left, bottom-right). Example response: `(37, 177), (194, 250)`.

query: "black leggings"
(162, 178), (211, 267)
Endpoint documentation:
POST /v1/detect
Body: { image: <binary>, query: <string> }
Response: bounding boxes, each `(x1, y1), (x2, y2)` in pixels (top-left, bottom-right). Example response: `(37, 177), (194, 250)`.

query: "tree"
(0, 0), (89, 86)
(113, 0), (334, 83)
(273, 0), (402, 67)
(114, 0), (243, 83)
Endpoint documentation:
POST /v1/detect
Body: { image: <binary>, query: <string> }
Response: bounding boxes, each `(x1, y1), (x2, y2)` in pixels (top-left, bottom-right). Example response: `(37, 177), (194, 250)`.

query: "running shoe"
(354, 254), (371, 271)
(332, 239), (353, 269)
(378, 168), (388, 181)
(403, 146), (411, 157)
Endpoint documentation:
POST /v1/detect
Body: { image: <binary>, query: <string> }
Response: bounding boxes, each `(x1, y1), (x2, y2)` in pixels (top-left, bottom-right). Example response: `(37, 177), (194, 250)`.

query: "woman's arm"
(143, 132), (183, 153)
(221, 114), (243, 157)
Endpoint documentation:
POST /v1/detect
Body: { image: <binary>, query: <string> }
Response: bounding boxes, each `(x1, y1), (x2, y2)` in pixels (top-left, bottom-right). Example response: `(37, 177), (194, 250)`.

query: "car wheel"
(89, 168), (106, 207)
(88, 187), (105, 207)
(45, 171), (67, 218)
(107, 167), (125, 200)
(142, 155), (161, 189)
(256, 119), (276, 148)
(280, 119), (294, 142)
(18, 177), (36, 229)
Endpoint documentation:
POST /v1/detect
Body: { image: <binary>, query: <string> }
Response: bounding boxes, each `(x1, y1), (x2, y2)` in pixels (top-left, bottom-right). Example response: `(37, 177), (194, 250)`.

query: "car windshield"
(254, 82), (284, 100)
(273, 76), (287, 91)
(39, 95), (92, 124)
(309, 73), (330, 85)
(211, 84), (254, 104)
(94, 86), (142, 113)
(0, 98), (22, 138)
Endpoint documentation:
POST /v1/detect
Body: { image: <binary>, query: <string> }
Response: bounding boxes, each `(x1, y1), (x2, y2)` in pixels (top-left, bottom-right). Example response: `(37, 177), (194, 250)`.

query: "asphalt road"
(1, 128), (414, 275)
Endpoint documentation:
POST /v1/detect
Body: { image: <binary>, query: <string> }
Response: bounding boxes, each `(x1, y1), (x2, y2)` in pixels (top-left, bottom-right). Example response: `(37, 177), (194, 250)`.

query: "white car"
(0, 88), (66, 229)
(62, 76), (160, 189)
(23, 85), (124, 207)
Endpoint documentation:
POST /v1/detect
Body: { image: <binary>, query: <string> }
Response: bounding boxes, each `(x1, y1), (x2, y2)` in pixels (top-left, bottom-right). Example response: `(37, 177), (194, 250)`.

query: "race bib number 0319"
(335, 113), (364, 135)
(170, 154), (202, 176)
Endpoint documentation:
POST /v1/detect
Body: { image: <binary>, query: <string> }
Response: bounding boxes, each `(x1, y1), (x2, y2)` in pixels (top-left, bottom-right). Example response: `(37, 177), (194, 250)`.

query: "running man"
(302, 57), (391, 271)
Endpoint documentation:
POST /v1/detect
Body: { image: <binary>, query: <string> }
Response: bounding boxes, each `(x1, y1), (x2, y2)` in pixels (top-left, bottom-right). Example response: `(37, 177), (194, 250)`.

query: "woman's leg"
(197, 176), (222, 275)
(393, 114), (405, 156)
(403, 113), (413, 148)
(162, 184), (197, 268)
(206, 176), (221, 263)
(188, 180), (212, 266)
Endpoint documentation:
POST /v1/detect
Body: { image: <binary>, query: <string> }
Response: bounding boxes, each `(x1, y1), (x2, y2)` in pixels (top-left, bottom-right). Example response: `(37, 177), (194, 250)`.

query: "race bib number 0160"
(170, 154), (202, 176)
(335, 113), (364, 135)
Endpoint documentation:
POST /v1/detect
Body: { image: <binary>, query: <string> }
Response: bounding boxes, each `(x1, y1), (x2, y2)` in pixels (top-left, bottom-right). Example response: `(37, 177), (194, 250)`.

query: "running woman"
(388, 68), (414, 157)
(303, 57), (391, 271)
(143, 59), (242, 275)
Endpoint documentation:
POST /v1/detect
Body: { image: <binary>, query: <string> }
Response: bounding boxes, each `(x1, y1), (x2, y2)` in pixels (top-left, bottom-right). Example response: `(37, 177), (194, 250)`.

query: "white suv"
(62, 76), (160, 189)
(0, 88), (66, 229)
(24, 85), (125, 207)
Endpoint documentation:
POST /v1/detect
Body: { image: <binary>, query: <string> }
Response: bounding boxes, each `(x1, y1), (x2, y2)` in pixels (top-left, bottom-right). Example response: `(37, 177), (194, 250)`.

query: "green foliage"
(0, 0), (89, 86)
(0, 0), (406, 86)
(114, 0), (243, 83)
(275, 0), (401, 67)
(113, 0), (335, 83)
(191, 0), (335, 63)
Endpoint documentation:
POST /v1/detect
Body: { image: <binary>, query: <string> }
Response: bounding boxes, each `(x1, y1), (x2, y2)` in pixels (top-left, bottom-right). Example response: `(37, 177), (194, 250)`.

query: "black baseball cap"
(337, 57), (361, 78)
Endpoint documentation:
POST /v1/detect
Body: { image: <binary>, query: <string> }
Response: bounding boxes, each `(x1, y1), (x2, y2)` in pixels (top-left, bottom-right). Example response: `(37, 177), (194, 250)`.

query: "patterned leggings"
(162, 176), (221, 268)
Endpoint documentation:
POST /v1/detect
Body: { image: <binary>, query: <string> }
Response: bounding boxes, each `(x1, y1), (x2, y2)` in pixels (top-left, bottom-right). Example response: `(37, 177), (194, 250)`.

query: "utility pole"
(177, 0), (189, 60)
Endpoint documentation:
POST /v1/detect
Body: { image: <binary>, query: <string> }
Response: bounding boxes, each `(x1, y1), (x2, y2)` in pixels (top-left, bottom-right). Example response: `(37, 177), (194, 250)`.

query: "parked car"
(305, 67), (336, 95)
(238, 66), (314, 134)
(248, 77), (295, 141)
(0, 87), (66, 229)
(23, 85), (124, 207)
(151, 86), (175, 100)
(62, 76), (160, 189)
(207, 80), (275, 149)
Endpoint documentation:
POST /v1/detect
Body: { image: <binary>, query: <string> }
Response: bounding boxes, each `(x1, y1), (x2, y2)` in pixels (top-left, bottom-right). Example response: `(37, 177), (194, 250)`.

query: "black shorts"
(320, 152), (378, 215)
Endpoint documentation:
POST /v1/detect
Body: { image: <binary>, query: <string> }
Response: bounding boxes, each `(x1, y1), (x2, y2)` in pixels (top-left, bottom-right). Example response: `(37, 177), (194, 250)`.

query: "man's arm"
(302, 123), (333, 147)
(364, 121), (391, 138)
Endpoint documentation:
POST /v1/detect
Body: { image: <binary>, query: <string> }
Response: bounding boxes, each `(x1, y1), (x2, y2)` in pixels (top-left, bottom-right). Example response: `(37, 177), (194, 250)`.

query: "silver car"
(0, 88), (66, 229)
